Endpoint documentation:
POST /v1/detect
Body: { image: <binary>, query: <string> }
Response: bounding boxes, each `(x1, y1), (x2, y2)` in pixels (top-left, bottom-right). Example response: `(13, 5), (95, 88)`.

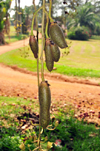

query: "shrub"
(67, 26), (90, 40)
(67, 30), (76, 40)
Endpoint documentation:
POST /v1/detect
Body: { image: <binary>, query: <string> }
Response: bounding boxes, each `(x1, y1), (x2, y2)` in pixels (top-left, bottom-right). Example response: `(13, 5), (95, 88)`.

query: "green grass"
(45, 116), (100, 151)
(0, 37), (100, 78)
(60, 39), (100, 70)
(5, 26), (29, 43)
(0, 96), (37, 150)
(0, 96), (100, 151)
(0, 96), (39, 126)
(91, 35), (100, 40)
(0, 47), (39, 72)
(53, 64), (100, 78)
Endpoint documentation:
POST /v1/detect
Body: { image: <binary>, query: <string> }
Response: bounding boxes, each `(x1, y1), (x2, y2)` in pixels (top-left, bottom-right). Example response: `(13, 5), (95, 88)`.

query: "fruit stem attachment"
(45, 15), (49, 38)
(31, 6), (43, 36)
(44, 9), (54, 22)
(44, 0), (52, 38)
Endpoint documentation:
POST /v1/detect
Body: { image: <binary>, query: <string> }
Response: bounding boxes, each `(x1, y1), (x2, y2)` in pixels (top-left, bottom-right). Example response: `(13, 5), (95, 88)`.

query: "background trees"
(22, 5), (34, 34)
(65, 0), (100, 40)
(13, 4), (34, 34)
(68, 3), (96, 30)
(1, 0), (100, 43)
(0, 0), (11, 45)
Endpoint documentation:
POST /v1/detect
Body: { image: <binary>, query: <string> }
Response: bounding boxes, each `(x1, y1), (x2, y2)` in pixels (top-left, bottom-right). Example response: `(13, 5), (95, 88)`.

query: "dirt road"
(0, 38), (29, 55)
(0, 38), (100, 125)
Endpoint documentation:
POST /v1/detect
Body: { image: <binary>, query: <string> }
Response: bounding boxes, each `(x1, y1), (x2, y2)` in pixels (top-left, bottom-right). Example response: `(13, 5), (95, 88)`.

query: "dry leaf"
(47, 141), (53, 150)
(19, 142), (25, 151)
(21, 124), (28, 130)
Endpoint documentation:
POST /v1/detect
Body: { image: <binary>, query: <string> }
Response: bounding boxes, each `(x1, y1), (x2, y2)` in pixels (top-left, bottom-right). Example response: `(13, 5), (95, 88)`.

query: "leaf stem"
(45, 15), (49, 38)
(44, 9), (54, 22)
(31, 6), (43, 36)
(41, 0), (45, 82)
(44, 0), (52, 38)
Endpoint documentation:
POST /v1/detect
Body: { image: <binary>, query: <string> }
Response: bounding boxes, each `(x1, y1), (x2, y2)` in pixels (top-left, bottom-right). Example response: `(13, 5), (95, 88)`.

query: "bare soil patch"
(0, 63), (100, 125)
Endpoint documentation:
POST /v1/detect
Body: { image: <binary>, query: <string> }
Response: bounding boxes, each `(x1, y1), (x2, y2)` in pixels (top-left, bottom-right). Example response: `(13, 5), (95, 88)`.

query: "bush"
(67, 26), (91, 40)
(67, 30), (76, 40)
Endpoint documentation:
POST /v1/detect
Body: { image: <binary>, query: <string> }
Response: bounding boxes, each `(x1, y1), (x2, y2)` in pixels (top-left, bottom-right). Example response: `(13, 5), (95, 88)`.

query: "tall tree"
(0, 0), (11, 45)
(18, 0), (22, 34)
(15, 0), (18, 28)
(67, 2), (98, 31)
(22, 5), (34, 33)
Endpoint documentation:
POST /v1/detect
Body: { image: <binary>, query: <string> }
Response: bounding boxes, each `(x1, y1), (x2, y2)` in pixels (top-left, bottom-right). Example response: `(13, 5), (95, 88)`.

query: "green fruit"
(39, 81), (51, 129)
(29, 35), (38, 58)
(49, 22), (68, 49)
(50, 41), (60, 62)
(45, 38), (54, 72)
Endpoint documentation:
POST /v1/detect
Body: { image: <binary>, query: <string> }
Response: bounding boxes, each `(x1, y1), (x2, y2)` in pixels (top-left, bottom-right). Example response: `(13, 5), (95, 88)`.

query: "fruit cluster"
(29, 21), (68, 73)
(45, 22), (68, 72)
(29, 20), (68, 129)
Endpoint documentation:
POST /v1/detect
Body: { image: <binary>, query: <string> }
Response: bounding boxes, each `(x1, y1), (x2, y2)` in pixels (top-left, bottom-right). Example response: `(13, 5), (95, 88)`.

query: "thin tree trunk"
(18, 0), (22, 34)
(15, 0), (18, 29)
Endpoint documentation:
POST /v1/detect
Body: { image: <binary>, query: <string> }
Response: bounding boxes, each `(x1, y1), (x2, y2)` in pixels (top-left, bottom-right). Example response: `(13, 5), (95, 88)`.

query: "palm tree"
(68, 2), (97, 31)
(93, 0), (100, 14)
(77, 3), (95, 30)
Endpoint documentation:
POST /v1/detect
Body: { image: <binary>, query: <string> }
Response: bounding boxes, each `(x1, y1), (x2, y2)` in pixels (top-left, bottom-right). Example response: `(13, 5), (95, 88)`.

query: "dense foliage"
(67, 26), (91, 40)
(67, 2), (100, 40)
(1, 115), (100, 151)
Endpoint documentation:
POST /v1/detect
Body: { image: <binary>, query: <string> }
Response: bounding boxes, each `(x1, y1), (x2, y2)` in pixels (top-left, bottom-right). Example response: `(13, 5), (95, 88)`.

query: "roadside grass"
(53, 64), (100, 78)
(0, 47), (39, 72)
(0, 37), (100, 78)
(5, 26), (29, 43)
(0, 96), (100, 150)
(0, 96), (39, 118)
